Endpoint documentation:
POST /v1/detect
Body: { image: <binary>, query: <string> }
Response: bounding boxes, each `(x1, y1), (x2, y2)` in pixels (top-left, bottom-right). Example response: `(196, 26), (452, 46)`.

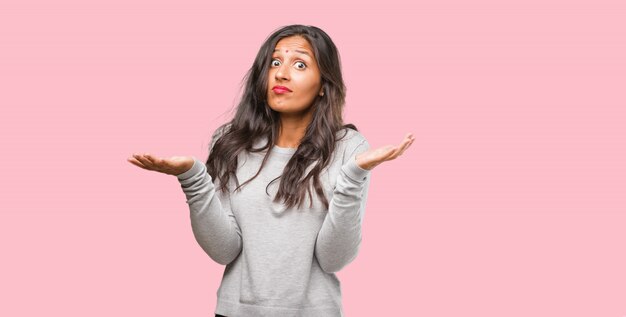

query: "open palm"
(127, 153), (195, 176)
(355, 133), (415, 171)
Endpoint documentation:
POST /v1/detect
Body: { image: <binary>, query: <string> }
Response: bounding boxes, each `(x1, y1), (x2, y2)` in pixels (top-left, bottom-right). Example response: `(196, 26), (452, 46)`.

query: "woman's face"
(267, 36), (323, 116)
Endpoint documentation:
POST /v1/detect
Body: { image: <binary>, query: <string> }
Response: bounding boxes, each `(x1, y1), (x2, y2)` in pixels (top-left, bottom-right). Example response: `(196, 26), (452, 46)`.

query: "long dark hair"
(206, 24), (357, 210)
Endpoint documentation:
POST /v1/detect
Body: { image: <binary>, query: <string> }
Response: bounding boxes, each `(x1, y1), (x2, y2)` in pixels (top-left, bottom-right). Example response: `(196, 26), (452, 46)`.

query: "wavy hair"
(206, 24), (358, 210)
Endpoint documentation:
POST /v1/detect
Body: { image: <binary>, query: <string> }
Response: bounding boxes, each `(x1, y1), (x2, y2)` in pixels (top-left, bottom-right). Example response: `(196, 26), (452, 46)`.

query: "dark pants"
(215, 315), (227, 317)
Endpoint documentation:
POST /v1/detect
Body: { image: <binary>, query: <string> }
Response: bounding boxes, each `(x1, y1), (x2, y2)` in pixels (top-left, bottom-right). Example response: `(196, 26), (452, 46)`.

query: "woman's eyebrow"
(273, 49), (312, 59)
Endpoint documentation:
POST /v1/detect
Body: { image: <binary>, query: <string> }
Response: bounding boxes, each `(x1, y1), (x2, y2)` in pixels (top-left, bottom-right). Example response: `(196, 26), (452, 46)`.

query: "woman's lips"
(272, 86), (291, 94)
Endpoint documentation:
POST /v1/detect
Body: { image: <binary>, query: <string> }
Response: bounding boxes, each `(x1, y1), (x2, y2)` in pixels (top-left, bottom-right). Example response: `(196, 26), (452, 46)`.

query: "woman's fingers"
(128, 156), (150, 170)
(385, 133), (414, 161)
(128, 153), (181, 175)
(131, 153), (162, 171)
(143, 153), (158, 165)
(133, 154), (152, 167)
(146, 154), (172, 171)
(395, 135), (414, 157)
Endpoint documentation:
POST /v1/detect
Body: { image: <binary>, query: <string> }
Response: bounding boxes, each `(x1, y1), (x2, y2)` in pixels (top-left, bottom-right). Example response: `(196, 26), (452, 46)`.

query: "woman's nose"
(275, 64), (289, 80)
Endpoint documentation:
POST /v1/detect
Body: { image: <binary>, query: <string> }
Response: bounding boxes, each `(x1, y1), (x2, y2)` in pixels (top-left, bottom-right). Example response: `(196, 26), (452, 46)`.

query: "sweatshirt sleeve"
(314, 138), (372, 273)
(176, 125), (242, 265)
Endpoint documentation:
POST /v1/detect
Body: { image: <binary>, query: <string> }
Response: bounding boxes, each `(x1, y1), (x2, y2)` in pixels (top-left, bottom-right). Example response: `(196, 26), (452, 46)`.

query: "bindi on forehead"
(273, 48), (313, 59)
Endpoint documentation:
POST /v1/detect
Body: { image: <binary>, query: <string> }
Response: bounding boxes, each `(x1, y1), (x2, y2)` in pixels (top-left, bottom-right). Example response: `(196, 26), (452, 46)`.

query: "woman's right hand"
(127, 153), (195, 176)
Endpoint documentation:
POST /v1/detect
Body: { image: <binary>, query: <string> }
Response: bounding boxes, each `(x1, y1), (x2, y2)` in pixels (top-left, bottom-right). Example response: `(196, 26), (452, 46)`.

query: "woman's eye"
(270, 59), (306, 69)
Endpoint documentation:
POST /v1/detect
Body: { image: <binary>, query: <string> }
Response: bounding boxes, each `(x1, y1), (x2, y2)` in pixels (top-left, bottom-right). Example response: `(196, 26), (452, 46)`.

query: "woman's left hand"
(355, 133), (415, 171)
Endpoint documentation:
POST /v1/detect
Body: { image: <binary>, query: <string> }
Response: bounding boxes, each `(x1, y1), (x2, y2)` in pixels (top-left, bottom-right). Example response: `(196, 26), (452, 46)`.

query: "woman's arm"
(314, 131), (415, 273)
(177, 158), (242, 265)
(127, 123), (243, 265)
(314, 138), (372, 273)
(176, 124), (242, 265)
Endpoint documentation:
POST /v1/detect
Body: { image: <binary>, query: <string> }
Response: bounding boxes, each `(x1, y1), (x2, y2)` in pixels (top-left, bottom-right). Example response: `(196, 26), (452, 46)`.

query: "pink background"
(1, 0), (625, 316)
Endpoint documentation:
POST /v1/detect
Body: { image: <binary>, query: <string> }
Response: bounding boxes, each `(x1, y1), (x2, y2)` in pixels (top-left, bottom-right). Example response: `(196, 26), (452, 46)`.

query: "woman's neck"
(276, 111), (313, 148)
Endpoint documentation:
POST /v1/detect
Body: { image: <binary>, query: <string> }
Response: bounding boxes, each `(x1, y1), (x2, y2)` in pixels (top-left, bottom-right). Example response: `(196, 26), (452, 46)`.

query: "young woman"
(128, 24), (414, 317)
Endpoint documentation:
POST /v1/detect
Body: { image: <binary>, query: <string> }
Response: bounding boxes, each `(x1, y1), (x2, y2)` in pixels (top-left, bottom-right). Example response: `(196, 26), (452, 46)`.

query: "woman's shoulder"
(209, 122), (233, 153)
(335, 127), (370, 164)
(213, 122), (233, 139)
(335, 126), (368, 145)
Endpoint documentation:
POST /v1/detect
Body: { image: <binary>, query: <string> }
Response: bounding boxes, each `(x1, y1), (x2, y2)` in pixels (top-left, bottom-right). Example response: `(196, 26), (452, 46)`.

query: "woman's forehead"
(274, 36), (313, 55)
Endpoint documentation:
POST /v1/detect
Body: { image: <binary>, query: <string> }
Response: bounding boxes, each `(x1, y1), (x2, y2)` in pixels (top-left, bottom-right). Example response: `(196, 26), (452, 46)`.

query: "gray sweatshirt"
(176, 126), (372, 317)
